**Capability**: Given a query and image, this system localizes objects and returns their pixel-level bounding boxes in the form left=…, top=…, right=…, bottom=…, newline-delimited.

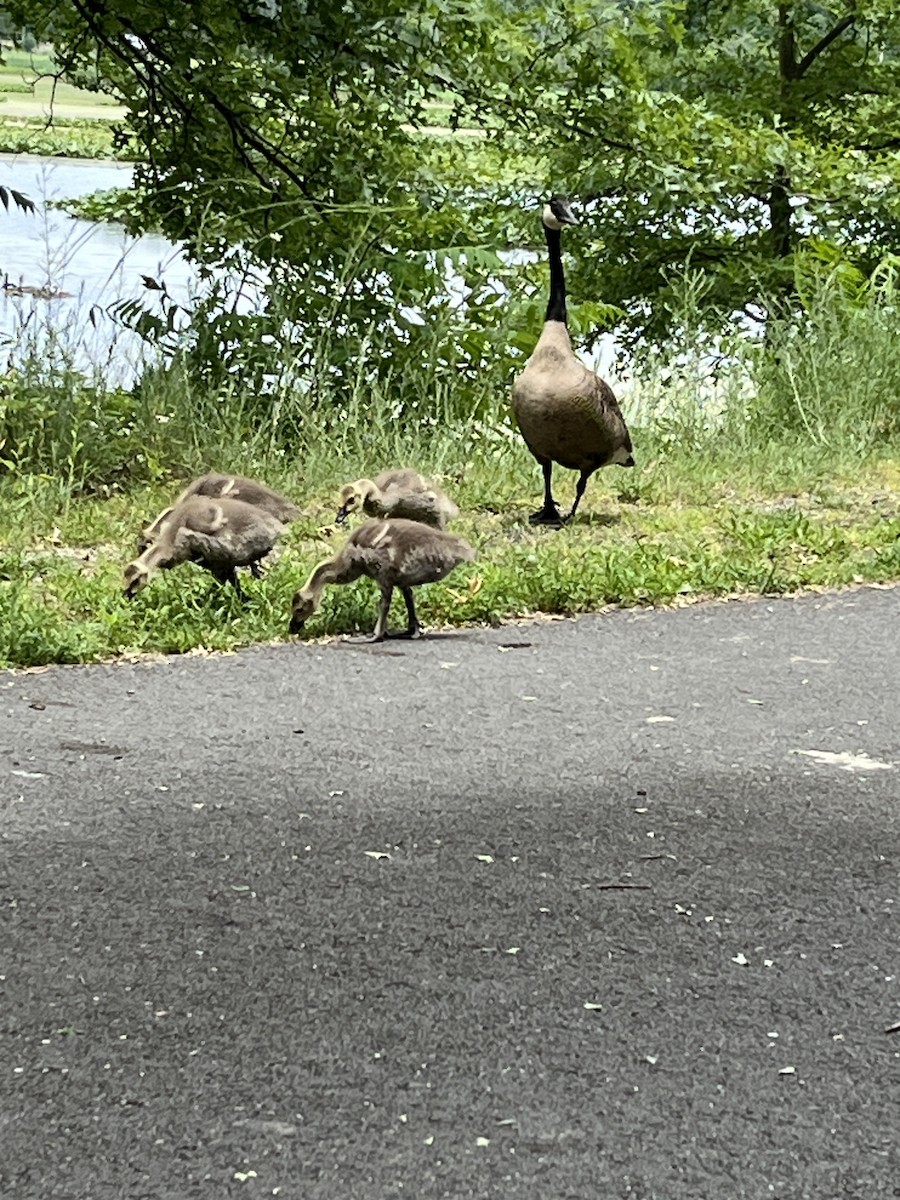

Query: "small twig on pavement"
left=596, top=883, right=651, bottom=891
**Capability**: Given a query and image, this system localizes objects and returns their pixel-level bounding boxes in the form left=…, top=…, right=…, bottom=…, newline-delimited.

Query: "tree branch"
left=796, top=14, right=855, bottom=78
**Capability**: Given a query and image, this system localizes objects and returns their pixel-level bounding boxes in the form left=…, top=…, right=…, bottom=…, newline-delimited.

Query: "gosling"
left=289, top=518, right=476, bottom=642
left=336, top=468, right=459, bottom=530
left=124, top=496, right=286, bottom=599
left=139, top=473, right=300, bottom=553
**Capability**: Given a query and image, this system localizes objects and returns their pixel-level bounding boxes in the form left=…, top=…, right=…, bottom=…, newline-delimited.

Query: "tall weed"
left=748, top=263, right=900, bottom=448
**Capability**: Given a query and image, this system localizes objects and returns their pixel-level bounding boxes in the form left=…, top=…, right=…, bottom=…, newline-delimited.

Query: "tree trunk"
left=773, top=4, right=797, bottom=262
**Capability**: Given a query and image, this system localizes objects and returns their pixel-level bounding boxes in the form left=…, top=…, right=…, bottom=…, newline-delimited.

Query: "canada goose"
left=511, top=196, right=634, bottom=526
left=289, top=518, right=476, bottom=641
left=138, top=473, right=299, bottom=553
left=336, top=468, right=459, bottom=529
left=123, top=496, right=286, bottom=599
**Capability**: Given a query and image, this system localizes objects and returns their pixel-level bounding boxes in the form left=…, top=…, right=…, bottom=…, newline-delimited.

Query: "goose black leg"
left=529, top=460, right=563, bottom=526
left=565, top=470, right=590, bottom=524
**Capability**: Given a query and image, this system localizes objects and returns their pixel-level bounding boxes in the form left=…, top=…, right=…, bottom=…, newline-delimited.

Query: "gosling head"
left=289, top=590, right=317, bottom=635
left=123, top=561, right=151, bottom=599
left=542, top=196, right=578, bottom=231
left=335, top=480, right=370, bottom=525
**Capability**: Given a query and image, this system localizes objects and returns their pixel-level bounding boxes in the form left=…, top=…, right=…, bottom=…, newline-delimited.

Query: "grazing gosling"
left=124, top=496, right=286, bottom=599
left=511, top=196, right=634, bottom=526
left=138, top=473, right=300, bottom=553
left=289, top=518, right=476, bottom=642
left=336, top=468, right=459, bottom=530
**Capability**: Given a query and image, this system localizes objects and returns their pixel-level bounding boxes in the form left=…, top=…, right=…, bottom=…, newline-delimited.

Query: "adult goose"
left=289, top=518, right=476, bottom=642
left=336, top=468, right=458, bottom=530
left=511, top=196, right=634, bottom=526
left=138, top=473, right=299, bottom=552
left=124, top=496, right=286, bottom=599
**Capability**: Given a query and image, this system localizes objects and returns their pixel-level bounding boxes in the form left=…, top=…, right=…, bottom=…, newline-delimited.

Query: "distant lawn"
left=0, top=42, right=126, bottom=122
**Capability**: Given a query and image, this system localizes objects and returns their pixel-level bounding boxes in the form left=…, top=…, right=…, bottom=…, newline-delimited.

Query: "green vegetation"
left=9, top=2, right=900, bottom=351
left=2, top=424, right=898, bottom=670
left=50, top=186, right=145, bottom=224
left=1, top=7, right=899, bottom=667
left=2, top=268, right=899, bottom=669
left=0, top=114, right=121, bottom=157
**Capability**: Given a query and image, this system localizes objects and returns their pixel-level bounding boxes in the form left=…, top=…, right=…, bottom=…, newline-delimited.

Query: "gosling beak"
left=335, top=507, right=350, bottom=525
left=289, top=614, right=306, bottom=636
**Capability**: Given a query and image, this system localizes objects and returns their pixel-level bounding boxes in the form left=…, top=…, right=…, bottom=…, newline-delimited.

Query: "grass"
left=2, top=435, right=898, bottom=669
left=0, top=43, right=128, bottom=158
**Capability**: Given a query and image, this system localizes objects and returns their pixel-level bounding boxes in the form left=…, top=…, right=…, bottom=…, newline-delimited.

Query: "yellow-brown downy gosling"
left=290, top=518, right=476, bottom=642
left=124, top=496, right=287, bottom=599
left=335, top=468, right=459, bottom=530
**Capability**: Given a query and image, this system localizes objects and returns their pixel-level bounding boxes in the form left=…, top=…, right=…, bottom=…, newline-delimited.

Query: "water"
left=0, top=154, right=204, bottom=385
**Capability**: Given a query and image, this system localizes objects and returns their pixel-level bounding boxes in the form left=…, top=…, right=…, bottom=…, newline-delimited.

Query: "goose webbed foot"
left=385, top=626, right=423, bottom=640
left=528, top=504, right=564, bottom=527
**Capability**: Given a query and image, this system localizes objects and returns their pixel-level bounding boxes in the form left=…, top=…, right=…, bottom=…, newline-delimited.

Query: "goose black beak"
left=335, top=507, right=349, bottom=525
left=621, top=455, right=636, bottom=468
left=289, top=615, right=306, bottom=636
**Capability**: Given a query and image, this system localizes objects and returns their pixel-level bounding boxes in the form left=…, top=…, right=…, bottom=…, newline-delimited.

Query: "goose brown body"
left=139, top=473, right=299, bottom=552
left=336, top=468, right=458, bottom=529
left=290, top=518, right=476, bottom=641
left=511, top=198, right=634, bottom=526
left=124, top=496, right=286, bottom=598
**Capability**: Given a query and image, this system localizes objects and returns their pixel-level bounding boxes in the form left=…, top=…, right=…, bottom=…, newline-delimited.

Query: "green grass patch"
left=2, top=444, right=898, bottom=669
left=0, top=115, right=125, bottom=158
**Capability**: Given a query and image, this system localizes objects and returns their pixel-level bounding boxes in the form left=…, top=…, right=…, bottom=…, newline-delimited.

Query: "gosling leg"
left=397, top=586, right=422, bottom=639
left=207, top=563, right=244, bottom=599
left=370, top=584, right=394, bottom=642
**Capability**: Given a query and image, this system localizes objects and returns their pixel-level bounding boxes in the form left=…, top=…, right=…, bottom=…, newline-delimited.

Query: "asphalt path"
left=2, top=587, right=899, bottom=1199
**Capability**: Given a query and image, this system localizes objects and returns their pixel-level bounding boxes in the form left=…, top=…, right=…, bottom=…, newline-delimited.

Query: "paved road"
left=2, top=587, right=899, bottom=1199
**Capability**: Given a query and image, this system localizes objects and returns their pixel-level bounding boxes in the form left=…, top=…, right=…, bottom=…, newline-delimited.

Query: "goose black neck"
left=544, top=224, right=568, bottom=325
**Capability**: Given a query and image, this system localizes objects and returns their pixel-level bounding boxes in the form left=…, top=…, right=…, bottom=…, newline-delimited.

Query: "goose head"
left=335, top=480, right=372, bottom=524
left=289, top=589, right=316, bottom=635
left=542, top=196, right=578, bottom=231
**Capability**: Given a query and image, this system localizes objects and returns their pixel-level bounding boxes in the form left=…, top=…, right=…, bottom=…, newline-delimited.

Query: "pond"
left=0, top=154, right=207, bottom=386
